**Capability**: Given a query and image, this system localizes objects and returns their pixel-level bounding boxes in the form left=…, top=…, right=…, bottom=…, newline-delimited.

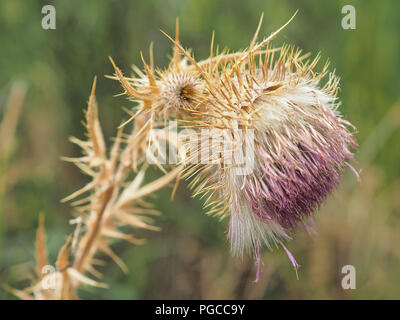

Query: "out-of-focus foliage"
left=0, top=0, right=399, bottom=299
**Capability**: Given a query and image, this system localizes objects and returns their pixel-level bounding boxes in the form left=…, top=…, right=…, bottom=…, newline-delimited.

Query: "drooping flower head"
left=110, top=12, right=358, bottom=279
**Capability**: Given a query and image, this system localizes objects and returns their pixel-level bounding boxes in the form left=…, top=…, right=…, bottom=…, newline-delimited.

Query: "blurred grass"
left=0, top=0, right=399, bottom=299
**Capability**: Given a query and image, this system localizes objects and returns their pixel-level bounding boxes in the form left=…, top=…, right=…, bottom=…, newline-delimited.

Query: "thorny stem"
left=72, top=185, right=113, bottom=272
left=71, top=76, right=134, bottom=275
left=72, top=163, right=131, bottom=273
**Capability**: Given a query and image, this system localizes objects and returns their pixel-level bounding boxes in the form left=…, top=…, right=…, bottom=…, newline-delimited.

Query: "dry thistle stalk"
left=110, top=12, right=358, bottom=280
left=9, top=77, right=180, bottom=299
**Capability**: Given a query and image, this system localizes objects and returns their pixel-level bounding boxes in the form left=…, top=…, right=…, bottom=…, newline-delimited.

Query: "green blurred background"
left=0, top=0, right=399, bottom=299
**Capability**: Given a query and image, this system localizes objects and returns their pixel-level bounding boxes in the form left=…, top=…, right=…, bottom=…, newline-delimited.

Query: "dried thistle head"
left=106, top=12, right=359, bottom=280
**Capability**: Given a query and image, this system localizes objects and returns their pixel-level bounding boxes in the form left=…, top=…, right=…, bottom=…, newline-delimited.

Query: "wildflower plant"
left=11, top=11, right=358, bottom=299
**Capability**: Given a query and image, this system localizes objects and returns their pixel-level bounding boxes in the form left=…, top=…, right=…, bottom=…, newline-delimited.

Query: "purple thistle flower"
left=110, top=12, right=359, bottom=279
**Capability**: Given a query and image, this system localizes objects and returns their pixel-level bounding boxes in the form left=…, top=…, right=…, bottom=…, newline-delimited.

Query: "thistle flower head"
left=110, top=12, right=358, bottom=279
left=159, top=71, right=204, bottom=114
